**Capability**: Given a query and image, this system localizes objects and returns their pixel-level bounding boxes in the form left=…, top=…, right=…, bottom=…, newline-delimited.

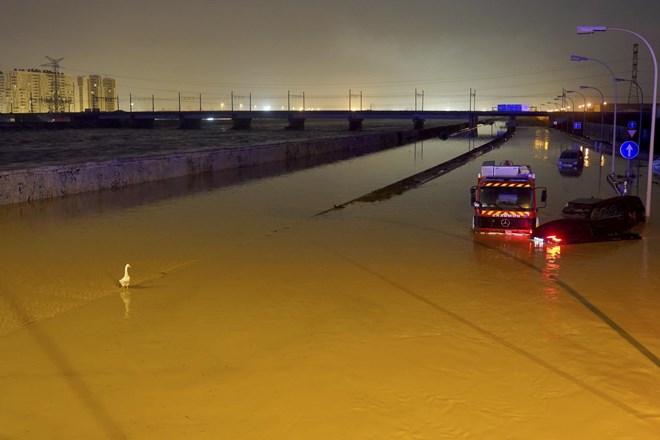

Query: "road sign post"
left=620, top=140, right=640, bottom=159
left=620, top=140, right=640, bottom=186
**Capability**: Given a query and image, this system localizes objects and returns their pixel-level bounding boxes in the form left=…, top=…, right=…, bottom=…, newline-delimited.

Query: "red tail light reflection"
left=546, top=235, right=562, bottom=244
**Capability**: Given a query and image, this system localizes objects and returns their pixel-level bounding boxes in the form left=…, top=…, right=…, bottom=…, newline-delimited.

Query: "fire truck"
left=470, top=160, right=547, bottom=235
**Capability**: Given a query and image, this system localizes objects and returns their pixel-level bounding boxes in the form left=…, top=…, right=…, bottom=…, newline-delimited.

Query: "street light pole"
left=547, top=101, right=560, bottom=111
left=580, top=85, right=605, bottom=145
left=567, top=90, right=587, bottom=136
left=577, top=25, right=656, bottom=219
left=560, top=95, right=576, bottom=134
left=555, top=95, right=574, bottom=134
left=571, top=54, right=618, bottom=177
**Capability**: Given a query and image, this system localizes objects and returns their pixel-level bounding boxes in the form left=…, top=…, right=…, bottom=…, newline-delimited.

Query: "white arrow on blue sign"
left=620, top=140, right=640, bottom=159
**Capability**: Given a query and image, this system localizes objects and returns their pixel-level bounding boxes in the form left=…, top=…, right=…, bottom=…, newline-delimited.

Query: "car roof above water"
left=566, top=197, right=602, bottom=206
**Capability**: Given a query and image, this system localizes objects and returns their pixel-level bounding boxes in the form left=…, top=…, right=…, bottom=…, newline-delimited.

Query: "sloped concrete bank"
left=0, top=124, right=456, bottom=206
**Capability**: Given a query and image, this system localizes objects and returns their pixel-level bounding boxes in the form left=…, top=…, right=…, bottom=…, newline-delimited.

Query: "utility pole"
left=415, top=89, right=424, bottom=111
left=628, top=44, right=640, bottom=104
left=41, top=56, right=64, bottom=112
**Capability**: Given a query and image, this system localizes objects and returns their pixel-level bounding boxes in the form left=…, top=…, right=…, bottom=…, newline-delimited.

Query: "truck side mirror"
left=470, top=187, right=476, bottom=205
left=541, top=189, right=547, bottom=203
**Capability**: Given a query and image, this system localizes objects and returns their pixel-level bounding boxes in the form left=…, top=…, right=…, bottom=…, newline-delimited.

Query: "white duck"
left=119, top=264, right=131, bottom=289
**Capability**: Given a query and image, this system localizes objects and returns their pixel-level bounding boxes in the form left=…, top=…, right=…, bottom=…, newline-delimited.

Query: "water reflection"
left=542, top=245, right=562, bottom=282
left=119, top=290, right=131, bottom=318
left=412, top=140, right=424, bottom=169
left=0, top=143, right=407, bottom=224
left=583, top=146, right=591, bottom=168
left=533, top=128, right=550, bottom=152
left=538, top=244, right=563, bottom=339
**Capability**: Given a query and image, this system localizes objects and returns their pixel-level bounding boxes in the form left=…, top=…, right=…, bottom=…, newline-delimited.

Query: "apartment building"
left=76, top=74, right=117, bottom=112
left=0, top=71, right=4, bottom=113
left=2, top=69, right=116, bottom=113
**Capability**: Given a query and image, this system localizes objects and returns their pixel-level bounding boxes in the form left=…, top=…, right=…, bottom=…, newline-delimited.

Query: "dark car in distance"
left=557, top=149, right=585, bottom=174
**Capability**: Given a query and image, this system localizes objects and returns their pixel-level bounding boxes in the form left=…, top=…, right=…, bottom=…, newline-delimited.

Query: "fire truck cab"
left=470, top=160, right=547, bottom=235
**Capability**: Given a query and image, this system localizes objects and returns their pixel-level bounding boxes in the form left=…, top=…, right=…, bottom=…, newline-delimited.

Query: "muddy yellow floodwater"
left=1, top=128, right=659, bottom=439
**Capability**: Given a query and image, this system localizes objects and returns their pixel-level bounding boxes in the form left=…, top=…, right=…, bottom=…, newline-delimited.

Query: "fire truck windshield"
left=479, top=186, right=533, bottom=210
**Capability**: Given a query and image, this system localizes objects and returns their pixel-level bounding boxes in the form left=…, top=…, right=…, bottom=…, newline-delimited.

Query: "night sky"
left=2, top=0, right=660, bottom=110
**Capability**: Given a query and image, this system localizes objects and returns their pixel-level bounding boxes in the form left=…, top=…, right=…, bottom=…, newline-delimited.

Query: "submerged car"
left=534, top=195, right=645, bottom=245
left=533, top=218, right=641, bottom=245
left=557, top=149, right=584, bottom=172
left=563, top=195, right=645, bottom=227
left=561, top=197, right=603, bottom=219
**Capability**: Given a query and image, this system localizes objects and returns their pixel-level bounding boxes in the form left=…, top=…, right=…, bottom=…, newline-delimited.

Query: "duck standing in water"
left=119, top=264, right=131, bottom=289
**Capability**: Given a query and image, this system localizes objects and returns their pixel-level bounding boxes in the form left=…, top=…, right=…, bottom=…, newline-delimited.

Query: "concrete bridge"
left=2, top=109, right=551, bottom=131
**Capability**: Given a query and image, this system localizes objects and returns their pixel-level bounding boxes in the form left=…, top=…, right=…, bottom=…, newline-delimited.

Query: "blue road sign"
left=620, top=140, right=640, bottom=159
left=627, top=120, right=638, bottom=130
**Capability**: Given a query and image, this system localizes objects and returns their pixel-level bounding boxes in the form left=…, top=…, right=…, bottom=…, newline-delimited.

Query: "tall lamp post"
left=580, top=85, right=605, bottom=144
left=559, top=95, right=576, bottom=134
left=547, top=101, right=560, bottom=111
left=555, top=96, right=574, bottom=134
left=567, top=90, right=587, bottom=136
left=571, top=54, right=618, bottom=177
left=577, top=25, right=656, bottom=219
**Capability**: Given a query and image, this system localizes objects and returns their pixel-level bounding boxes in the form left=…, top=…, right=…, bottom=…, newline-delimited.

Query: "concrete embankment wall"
left=0, top=125, right=454, bottom=206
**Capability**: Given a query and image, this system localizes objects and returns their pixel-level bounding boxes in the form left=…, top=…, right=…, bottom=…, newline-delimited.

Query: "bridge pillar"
left=468, top=114, right=479, bottom=130
left=286, top=117, right=306, bottom=130
left=130, top=118, right=155, bottom=129
left=179, top=118, right=202, bottom=129
left=348, top=118, right=363, bottom=131
left=231, top=117, right=252, bottom=130
left=413, top=118, right=425, bottom=130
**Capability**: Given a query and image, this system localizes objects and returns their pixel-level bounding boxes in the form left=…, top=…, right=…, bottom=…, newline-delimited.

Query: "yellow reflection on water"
left=532, top=128, right=551, bottom=162
left=540, top=244, right=562, bottom=338
left=583, top=146, right=590, bottom=167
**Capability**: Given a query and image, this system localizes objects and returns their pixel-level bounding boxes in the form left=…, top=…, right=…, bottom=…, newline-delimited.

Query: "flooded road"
left=1, top=126, right=659, bottom=439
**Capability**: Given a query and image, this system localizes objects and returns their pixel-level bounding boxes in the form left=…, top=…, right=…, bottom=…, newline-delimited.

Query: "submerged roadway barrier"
left=314, top=126, right=516, bottom=215
left=0, top=124, right=462, bottom=206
